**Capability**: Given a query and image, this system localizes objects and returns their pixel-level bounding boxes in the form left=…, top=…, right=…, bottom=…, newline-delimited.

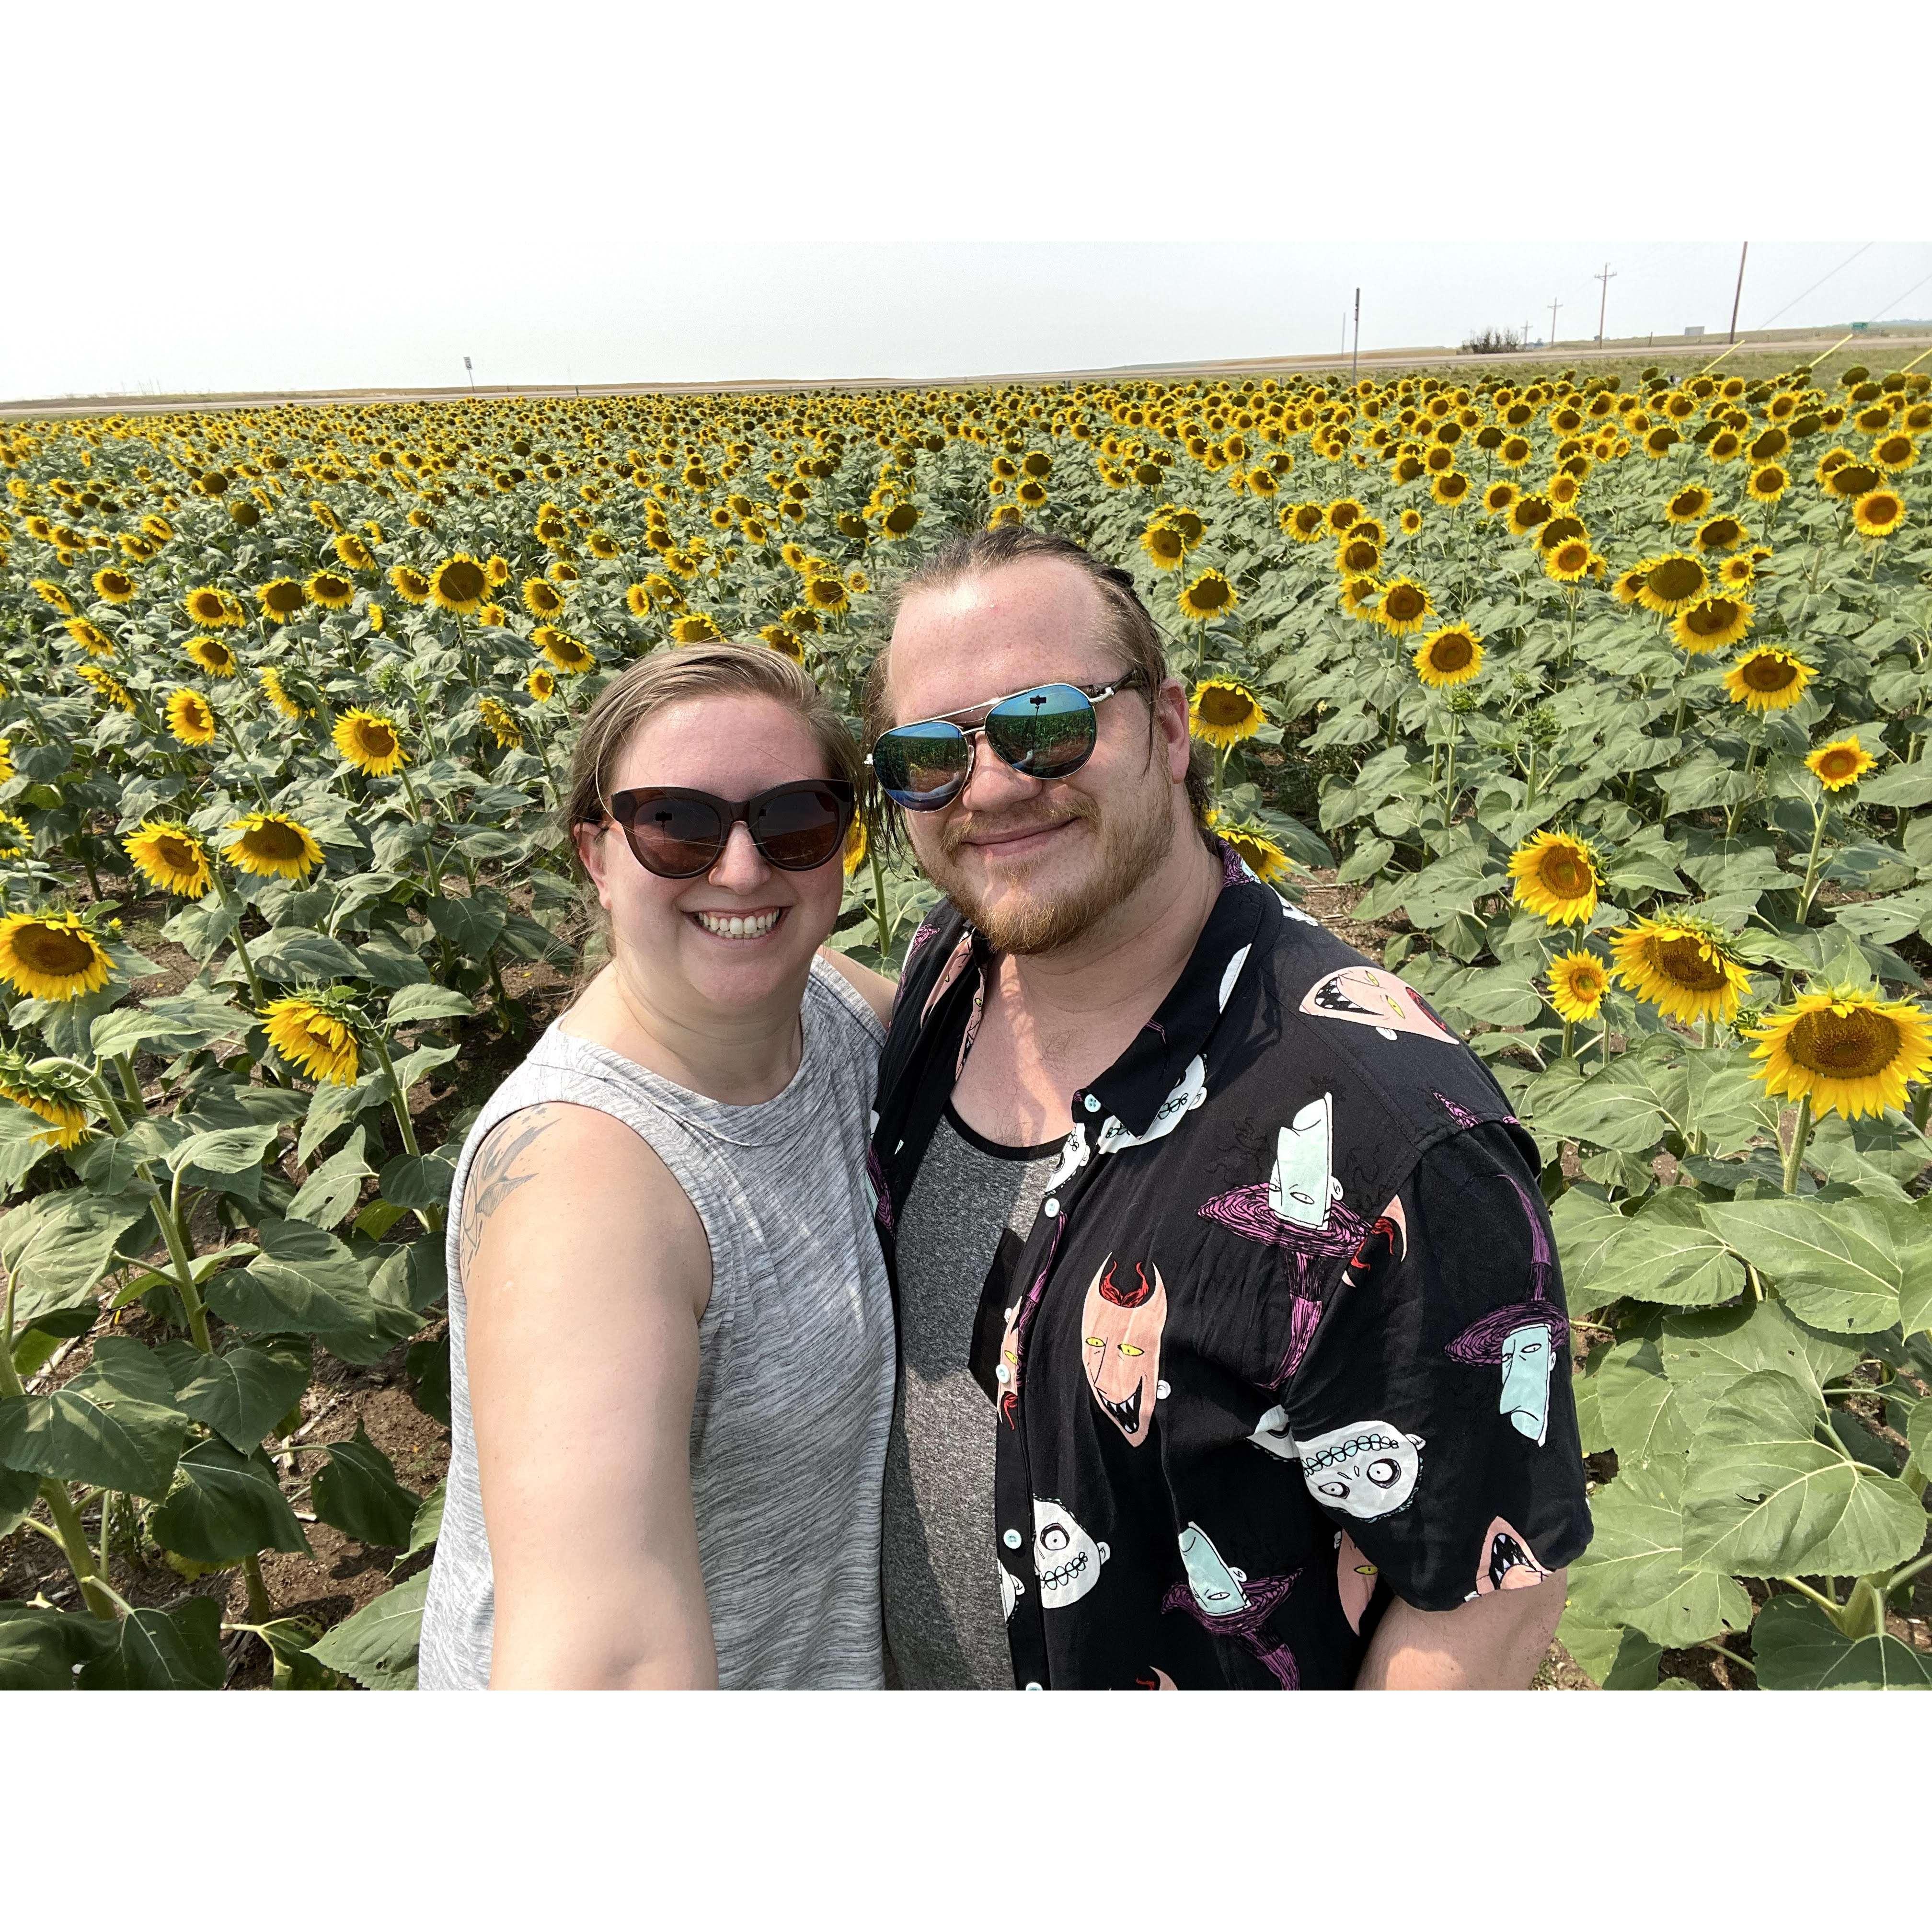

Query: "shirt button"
left=1043, top=1197, right=1060, bottom=1218
left=995, top=1363, right=1010, bottom=1384
left=1002, top=1529, right=1022, bottom=1550
left=1024, top=1681, right=1043, bottom=1691
left=1082, top=1095, right=1100, bottom=1113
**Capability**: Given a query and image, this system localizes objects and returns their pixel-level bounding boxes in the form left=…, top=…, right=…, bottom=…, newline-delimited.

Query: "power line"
left=1750, top=242, right=1872, bottom=332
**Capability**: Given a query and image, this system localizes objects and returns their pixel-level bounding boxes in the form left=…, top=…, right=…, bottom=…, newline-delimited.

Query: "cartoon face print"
left=1299, top=966, right=1456, bottom=1044
left=1294, top=1419, right=1426, bottom=1521
left=1336, top=1531, right=1379, bottom=1634
left=1135, top=1668, right=1178, bottom=1690
left=1248, top=1403, right=1299, bottom=1462
left=1268, top=1092, right=1344, bottom=1230
left=1499, top=1322, right=1557, bottom=1446
left=1033, top=1498, right=1110, bottom=1608
left=1177, top=1523, right=1251, bottom=1619
left=1080, top=1256, right=1170, bottom=1448
left=999, top=1564, right=1025, bottom=1622
left=1094, top=1056, right=1207, bottom=1158
left=1472, top=1516, right=1549, bottom=1598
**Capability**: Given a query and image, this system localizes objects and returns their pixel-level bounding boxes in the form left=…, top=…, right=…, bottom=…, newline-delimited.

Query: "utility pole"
left=1728, top=241, right=1749, bottom=345
left=1594, top=264, right=1616, bottom=345
left=1352, top=288, right=1360, bottom=382
left=1548, top=296, right=1563, bottom=349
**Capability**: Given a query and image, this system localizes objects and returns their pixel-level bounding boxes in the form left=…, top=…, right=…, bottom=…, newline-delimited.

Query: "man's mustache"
left=938, top=795, right=1099, bottom=861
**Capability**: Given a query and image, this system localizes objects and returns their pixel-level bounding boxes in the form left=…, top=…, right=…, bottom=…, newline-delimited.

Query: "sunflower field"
left=1, top=347, right=1929, bottom=1690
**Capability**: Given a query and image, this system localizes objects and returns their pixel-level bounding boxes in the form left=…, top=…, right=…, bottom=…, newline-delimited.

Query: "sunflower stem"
left=110, top=1052, right=145, bottom=1114
left=1780, top=1093, right=1813, bottom=1196
left=1910, top=1085, right=1929, bottom=1134
left=1795, top=795, right=1829, bottom=924
left=211, top=874, right=267, bottom=1011
left=38, top=1474, right=117, bottom=1622
left=1561, top=1019, right=1576, bottom=1062
left=868, top=841, right=893, bottom=962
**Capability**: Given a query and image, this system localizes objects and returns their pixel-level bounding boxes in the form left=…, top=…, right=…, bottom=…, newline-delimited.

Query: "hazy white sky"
left=5, top=2, right=1927, bottom=401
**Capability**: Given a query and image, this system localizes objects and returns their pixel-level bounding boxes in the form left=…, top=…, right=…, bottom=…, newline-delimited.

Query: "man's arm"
left=463, top=1102, right=719, bottom=1689
left=819, top=946, right=897, bottom=1027
left=1355, top=1570, right=1566, bottom=1689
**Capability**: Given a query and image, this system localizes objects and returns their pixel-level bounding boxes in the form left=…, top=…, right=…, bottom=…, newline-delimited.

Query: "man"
left=863, top=525, right=1590, bottom=1690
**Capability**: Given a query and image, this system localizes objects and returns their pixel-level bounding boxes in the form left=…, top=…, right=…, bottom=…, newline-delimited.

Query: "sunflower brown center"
left=243, top=821, right=307, bottom=861
left=1191, top=576, right=1231, bottom=609
left=1649, top=558, right=1705, bottom=601
left=1817, top=749, right=1859, bottom=779
left=155, top=835, right=197, bottom=870
left=1431, top=635, right=1474, bottom=672
left=1651, top=936, right=1729, bottom=990
left=1538, top=851, right=1593, bottom=898
left=438, top=560, right=487, bottom=603
left=265, top=581, right=304, bottom=611
left=1742, top=655, right=1796, bottom=691
left=15, top=923, right=98, bottom=976
left=354, top=722, right=396, bottom=758
left=1787, top=1007, right=1898, bottom=1080
left=1198, top=688, right=1257, bottom=727
left=1385, top=586, right=1423, bottom=620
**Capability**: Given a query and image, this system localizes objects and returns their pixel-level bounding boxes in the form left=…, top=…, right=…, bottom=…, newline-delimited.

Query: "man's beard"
left=923, top=779, right=1177, bottom=956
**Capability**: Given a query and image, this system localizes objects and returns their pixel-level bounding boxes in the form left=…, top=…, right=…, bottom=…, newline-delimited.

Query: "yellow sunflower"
left=91, top=566, right=138, bottom=604
left=333, top=709, right=409, bottom=777
left=261, top=995, right=360, bottom=1087
left=1745, top=986, right=1932, bottom=1122
left=430, top=554, right=490, bottom=614
left=1174, top=568, right=1237, bottom=622
left=1723, top=646, right=1814, bottom=713
left=526, top=667, right=557, bottom=702
left=30, top=581, right=74, bottom=616
left=842, top=817, right=869, bottom=879
left=0, top=811, right=29, bottom=861
left=1746, top=464, right=1789, bottom=503
left=123, top=820, right=212, bottom=898
left=522, top=576, right=567, bottom=620
left=1413, top=625, right=1484, bottom=687
left=1215, top=818, right=1293, bottom=884
left=1374, top=576, right=1433, bottom=635
left=1852, top=490, right=1906, bottom=538
left=334, top=533, right=377, bottom=572
left=535, top=627, right=597, bottom=674
left=1283, top=503, right=1328, bottom=541
left=1672, top=596, right=1753, bottom=654
left=1543, top=538, right=1593, bottom=583
left=1189, top=679, right=1265, bottom=748
left=0, top=1050, right=92, bottom=1147
left=1547, top=950, right=1609, bottom=1024
left=478, top=697, right=523, bottom=750
left=759, top=623, right=805, bottom=662
left=184, top=635, right=239, bottom=678
left=1634, top=552, right=1709, bottom=615
left=1717, top=554, right=1756, bottom=589
left=256, top=577, right=308, bottom=624
left=389, top=564, right=432, bottom=605
left=0, top=911, right=114, bottom=1001
left=307, top=569, right=356, bottom=611
left=1609, top=914, right=1752, bottom=1025
left=1507, top=830, right=1602, bottom=928
left=63, top=618, right=115, bottom=656
left=165, top=688, right=218, bottom=746
left=1663, top=484, right=1713, bottom=526
left=1806, top=736, right=1876, bottom=791
left=259, top=667, right=310, bottom=721
left=671, top=612, right=724, bottom=645
left=184, top=585, right=237, bottom=628
left=1141, top=520, right=1187, bottom=570
left=804, top=574, right=851, bottom=615
left=222, top=812, right=324, bottom=882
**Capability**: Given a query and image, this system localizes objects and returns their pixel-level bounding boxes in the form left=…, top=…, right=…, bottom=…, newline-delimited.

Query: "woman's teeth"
left=694, top=909, right=781, bottom=939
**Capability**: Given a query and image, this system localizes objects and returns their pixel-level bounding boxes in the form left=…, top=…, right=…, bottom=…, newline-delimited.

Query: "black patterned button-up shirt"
left=868, top=841, right=1592, bottom=1690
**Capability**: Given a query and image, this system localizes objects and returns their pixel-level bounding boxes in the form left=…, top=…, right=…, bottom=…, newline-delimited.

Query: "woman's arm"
left=1354, top=1570, right=1567, bottom=1689
left=460, top=1102, right=718, bottom=1689
left=818, top=947, right=897, bottom=1028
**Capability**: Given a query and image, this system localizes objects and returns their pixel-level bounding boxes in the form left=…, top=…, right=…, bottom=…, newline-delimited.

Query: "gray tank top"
left=418, top=958, right=895, bottom=1690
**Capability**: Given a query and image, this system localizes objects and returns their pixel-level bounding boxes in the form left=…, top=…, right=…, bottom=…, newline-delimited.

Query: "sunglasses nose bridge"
left=706, top=814, right=771, bottom=882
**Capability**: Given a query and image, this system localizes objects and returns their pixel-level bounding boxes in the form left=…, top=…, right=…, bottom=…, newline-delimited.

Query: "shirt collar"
left=1071, top=840, right=1275, bottom=1139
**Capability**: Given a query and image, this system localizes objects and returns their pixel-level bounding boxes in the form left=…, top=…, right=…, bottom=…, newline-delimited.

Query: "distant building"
left=1684, top=325, right=1706, bottom=337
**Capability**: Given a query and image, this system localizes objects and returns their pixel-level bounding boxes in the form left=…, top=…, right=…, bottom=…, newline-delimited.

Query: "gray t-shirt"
left=882, top=1106, right=1056, bottom=1690
left=419, top=959, right=896, bottom=1690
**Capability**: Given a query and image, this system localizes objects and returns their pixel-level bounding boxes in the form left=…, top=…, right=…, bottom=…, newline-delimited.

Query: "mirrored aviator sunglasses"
left=600, top=780, right=856, bottom=878
left=868, top=671, right=1145, bottom=811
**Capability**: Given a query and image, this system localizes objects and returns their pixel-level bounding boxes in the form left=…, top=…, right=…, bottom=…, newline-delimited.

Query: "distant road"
left=6, top=329, right=1927, bottom=419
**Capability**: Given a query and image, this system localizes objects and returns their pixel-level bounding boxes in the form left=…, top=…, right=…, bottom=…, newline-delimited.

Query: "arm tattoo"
left=459, top=1105, right=561, bottom=1281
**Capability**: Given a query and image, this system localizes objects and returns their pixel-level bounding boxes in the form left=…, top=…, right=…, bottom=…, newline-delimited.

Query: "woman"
left=419, top=643, right=897, bottom=1689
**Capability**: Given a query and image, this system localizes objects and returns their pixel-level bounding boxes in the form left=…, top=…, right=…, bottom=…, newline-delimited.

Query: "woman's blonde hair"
left=563, top=643, right=861, bottom=967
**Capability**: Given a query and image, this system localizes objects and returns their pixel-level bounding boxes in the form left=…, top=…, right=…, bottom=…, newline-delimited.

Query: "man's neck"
left=995, top=824, right=1223, bottom=1049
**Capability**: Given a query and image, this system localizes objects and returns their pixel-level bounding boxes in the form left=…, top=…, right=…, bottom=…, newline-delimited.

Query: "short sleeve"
left=1281, top=1122, right=1592, bottom=1613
